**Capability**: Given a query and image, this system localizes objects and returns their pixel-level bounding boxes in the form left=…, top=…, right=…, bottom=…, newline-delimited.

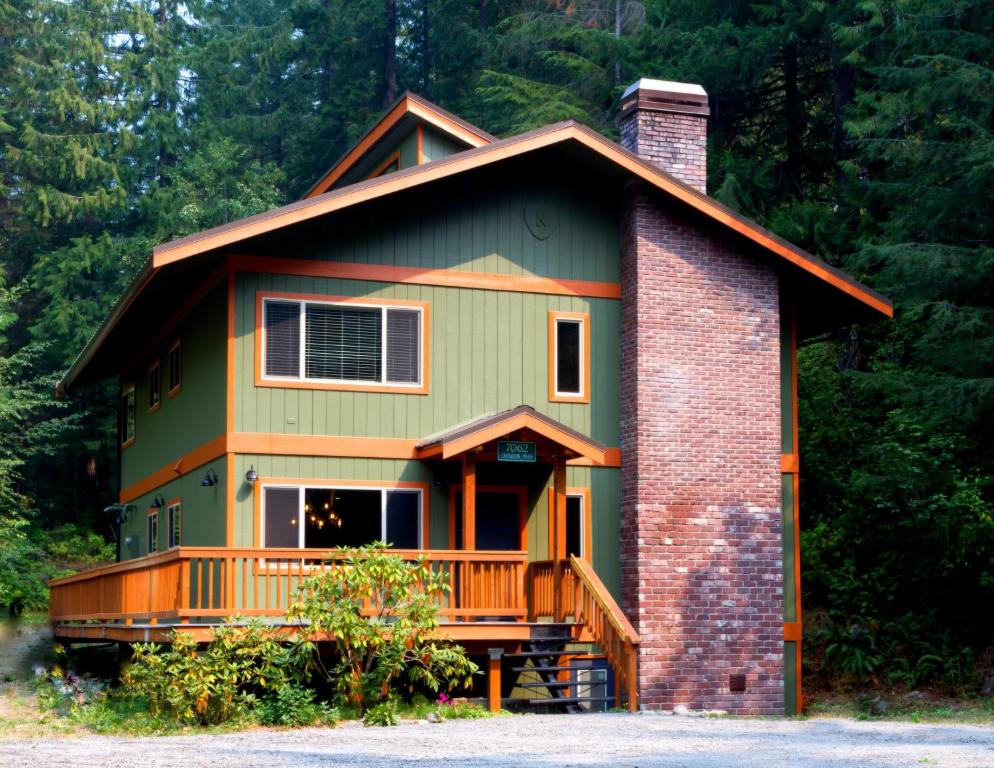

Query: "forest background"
left=1, top=0, right=992, bottom=695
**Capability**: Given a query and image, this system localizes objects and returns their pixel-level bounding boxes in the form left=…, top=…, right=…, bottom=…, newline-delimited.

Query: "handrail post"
left=626, top=645, right=639, bottom=713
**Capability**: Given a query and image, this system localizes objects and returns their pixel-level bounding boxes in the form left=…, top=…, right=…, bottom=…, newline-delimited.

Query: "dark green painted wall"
left=120, top=282, right=227, bottom=488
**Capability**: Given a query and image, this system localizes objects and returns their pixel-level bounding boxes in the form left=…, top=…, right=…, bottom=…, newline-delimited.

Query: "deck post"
left=552, top=456, right=566, bottom=619
left=462, top=453, right=476, bottom=551
left=487, top=648, right=503, bottom=713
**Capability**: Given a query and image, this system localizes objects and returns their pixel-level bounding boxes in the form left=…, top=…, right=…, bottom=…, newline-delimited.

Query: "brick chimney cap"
left=622, top=78, right=707, bottom=99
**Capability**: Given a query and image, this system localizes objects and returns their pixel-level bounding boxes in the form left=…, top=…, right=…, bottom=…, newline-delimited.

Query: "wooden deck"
left=48, top=548, right=640, bottom=710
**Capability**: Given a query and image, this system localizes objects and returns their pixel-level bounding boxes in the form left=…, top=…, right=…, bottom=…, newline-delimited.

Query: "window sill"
left=254, top=377, right=429, bottom=395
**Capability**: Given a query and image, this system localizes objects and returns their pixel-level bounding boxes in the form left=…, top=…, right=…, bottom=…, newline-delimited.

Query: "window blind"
left=265, top=301, right=300, bottom=377
left=386, top=309, right=420, bottom=384
left=305, top=304, right=382, bottom=381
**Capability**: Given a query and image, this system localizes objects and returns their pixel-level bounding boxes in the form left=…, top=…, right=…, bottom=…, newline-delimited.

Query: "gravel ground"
left=2, top=713, right=994, bottom=768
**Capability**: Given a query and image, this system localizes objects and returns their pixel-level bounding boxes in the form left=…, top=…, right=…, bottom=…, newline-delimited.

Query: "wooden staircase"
left=504, top=624, right=615, bottom=712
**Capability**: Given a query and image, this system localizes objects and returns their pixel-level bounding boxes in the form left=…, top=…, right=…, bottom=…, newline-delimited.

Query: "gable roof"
left=150, top=119, right=892, bottom=319
left=416, top=406, right=609, bottom=464
left=302, top=92, right=495, bottom=198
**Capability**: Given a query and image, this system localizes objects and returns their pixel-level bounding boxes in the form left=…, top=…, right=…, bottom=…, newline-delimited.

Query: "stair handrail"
left=567, top=555, right=641, bottom=711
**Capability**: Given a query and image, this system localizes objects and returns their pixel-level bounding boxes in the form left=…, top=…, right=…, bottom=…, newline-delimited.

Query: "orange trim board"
left=236, top=255, right=620, bottom=300
left=152, top=122, right=891, bottom=319
left=254, top=291, right=431, bottom=395
left=120, top=434, right=622, bottom=503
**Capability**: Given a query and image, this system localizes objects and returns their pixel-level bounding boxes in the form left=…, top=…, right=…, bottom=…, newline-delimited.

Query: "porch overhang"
left=414, top=405, right=608, bottom=465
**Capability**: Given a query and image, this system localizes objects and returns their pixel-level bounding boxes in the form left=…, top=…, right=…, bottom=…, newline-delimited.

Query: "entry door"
left=454, top=491, right=523, bottom=551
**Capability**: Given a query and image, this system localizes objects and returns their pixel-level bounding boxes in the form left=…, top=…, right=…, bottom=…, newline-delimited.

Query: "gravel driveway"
left=2, top=713, right=994, bottom=768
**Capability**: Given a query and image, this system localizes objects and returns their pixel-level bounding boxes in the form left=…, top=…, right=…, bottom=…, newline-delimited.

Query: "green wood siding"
left=119, top=456, right=227, bottom=559
left=121, top=282, right=227, bottom=488
left=420, top=126, right=465, bottom=162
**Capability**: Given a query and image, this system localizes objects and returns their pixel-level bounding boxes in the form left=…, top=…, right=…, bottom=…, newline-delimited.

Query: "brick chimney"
left=618, top=78, right=709, bottom=194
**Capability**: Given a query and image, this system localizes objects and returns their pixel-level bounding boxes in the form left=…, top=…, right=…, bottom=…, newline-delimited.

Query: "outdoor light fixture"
left=245, top=465, right=258, bottom=483
left=201, top=469, right=219, bottom=487
left=151, top=494, right=165, bottom=508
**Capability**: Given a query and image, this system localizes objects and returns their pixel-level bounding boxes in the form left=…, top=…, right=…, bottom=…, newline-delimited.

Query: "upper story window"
left=260, top=294, right=427, bottom=393
left=548, top=311, right=589, bottom=403
left=120, top=383, right=136, bottom=448
left=148, top=360, right=161, bottom=413
left=167, top=339, right=182, bottom=396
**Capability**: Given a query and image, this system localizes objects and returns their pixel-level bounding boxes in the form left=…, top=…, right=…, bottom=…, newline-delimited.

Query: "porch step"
left=516, top=680, right=603, bottom=689
left=509, top=664, right=600, bottom=673
left=523, top=696, right=615, bottom=705
left=506, top=649, right=584, bottom=658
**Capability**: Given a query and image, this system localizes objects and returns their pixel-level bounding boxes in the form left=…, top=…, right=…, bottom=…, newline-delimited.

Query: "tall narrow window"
left=260, top=296, right=426, bottom=391
left=168, top=339, right=182, bottom=395
left=148, top=360, right=161, bottom=413
left=120, top=384, right=136, bottom=447
left=549, top=312, right=589, bottom=402
left=147, top=511, right=158, bottom=554
left=261, top=484, right=423, bottom=550
left=166, top=501, right=181, bottom=548
left=565, top=494, right=583, bottom=559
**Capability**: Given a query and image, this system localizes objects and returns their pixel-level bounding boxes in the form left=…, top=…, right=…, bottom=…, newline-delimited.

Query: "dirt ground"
left=1, top=713, right=993, bottom=767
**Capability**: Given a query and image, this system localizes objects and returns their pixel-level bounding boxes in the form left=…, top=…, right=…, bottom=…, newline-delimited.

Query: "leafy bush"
left=287, top=543, right=478, bottom=713
left=124, top=619, right=307, bottom=725
left=256, top=684, right=338, bottom=727
left=363, top=698, right=399, bottom=727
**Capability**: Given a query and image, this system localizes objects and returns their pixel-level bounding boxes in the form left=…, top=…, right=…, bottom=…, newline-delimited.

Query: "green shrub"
left=363, top=698, right=399, bottom=727
left=287, top=543, right=478, bottom=713
left=124, top=619, right=307, bottom=726
left=256, top=684, right=338, bottom=727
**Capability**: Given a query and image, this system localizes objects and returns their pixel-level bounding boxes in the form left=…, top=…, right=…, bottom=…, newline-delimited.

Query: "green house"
left=50, top=81, right=891, bottom=715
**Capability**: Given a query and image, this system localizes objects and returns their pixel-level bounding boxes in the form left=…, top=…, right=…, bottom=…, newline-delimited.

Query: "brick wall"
left=619, top=183, right=783, bottom=714
left=619, top=111, right=708, bottom=194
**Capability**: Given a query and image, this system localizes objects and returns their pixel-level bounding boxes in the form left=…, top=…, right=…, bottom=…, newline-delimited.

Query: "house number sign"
left=497, top=440, right=537, bottom=463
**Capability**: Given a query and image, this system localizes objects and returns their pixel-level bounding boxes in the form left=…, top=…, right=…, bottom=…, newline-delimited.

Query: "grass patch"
left=805, top=692, right=994, bottom=724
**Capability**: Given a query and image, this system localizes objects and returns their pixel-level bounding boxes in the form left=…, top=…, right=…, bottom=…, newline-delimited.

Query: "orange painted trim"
left=257, top=477, right=430, bottom=549
left=571, top=447, right=621, bottom=467
left=432, top=412, right=606, bottom=465
left=366, top=149, right=401, bottom=180
left=416, top=125, right=425, bottom=164
left=230, top=432, right=419, bottom=459
left=790, top=306, right=803, bottom=712
left=254, top=291, right=430, bottom=395
left=152, top=123, right=891, bottom=320
left=251, top=479, right=261, bottom=547
left=119, top=433, right=228, bottom=503
left=167, top=338, right=182, bottom=398
left=783, top=621, right=802, bottom=643
left=780, top=453, right=799, bottom=473
left=547, top=487, right=592, bottom=561
left=448, top=484, right=527, bottom=550
left=303, top=94, right=492, bottom=198
left=225, top=453, right=235, bottom=547
left=548, top=311, right=590, bottom=404
left=235, top=255, right=620, bottom=300
left=147, top=360, right=161, bottom=415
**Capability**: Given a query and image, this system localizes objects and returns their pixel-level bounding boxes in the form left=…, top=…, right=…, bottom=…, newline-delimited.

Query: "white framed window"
left=549, top=312, right=588, bottom=402
left=260, top=484, right=423, bottom=550
left=166, top=501, right=181, bottom=548
left=147, top=511, right=158, bottom=554
left=261, top=297, right=424, bottom=388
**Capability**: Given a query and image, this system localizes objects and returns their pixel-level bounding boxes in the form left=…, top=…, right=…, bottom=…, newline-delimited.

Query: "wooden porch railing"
left=48, top=547, right=530, bottom=624
left=528, top=557, right=641, bottom=712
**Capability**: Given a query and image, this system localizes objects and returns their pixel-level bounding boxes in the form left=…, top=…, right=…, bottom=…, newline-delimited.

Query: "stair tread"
left=506, top=650, right=585, bottom=657
left=509, top=665, right=602, bottom=672
left=523, top=696, right=616, bottom=704
left=517, top=681, right=605, bottom=689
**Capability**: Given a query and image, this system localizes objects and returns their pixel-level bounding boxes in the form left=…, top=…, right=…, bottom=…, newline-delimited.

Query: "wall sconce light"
left=151, top=494, right=165, bottom=509
left=201, top=469, right=219, bottom=487
left=245, top=465, right=258, bottom=483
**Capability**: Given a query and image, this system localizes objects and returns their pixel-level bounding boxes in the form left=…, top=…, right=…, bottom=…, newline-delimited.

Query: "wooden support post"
left=626, top=647, right=639, bottom=713
left=462, top=453, right=476, bottom=551
left=552, top=457, right=566, bottom=619
left=487, top=648, right=503, bottom=713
